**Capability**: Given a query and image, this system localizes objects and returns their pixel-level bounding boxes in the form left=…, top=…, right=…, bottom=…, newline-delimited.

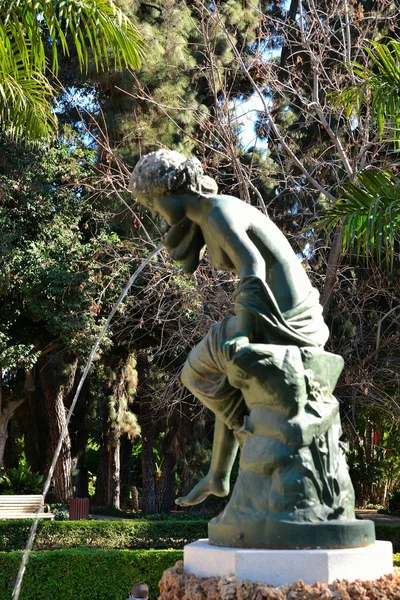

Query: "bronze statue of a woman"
left=130, top=150, right=374, bottom=549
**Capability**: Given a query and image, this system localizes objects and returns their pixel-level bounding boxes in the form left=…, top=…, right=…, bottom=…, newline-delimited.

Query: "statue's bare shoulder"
left=203, top=194, right=255, bottom=234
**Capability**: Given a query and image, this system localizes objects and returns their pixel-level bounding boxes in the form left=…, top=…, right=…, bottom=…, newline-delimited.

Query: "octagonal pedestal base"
left=184, top=539, right=393, bottom=586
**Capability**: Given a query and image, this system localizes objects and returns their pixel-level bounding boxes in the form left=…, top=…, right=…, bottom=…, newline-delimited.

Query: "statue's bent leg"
left=181, top=316, right=247, bottom=429
left=177, top=317, right=245, bottom=506
left=175, top=419, right=238, bottom=506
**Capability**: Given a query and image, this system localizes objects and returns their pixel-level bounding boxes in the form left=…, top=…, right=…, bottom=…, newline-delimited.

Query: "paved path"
left=356, top=510, right=400, bottom=526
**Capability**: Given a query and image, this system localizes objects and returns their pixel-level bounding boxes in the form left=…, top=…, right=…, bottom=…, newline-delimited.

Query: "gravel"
left=158, top=561, right=400, bottom=599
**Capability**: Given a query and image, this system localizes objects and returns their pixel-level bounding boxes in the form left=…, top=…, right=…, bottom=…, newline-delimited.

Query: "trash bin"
left=69, top=497, right=89, bottom=520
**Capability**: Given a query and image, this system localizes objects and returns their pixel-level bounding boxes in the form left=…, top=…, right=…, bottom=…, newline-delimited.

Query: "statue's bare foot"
left=175, top=474, right=229, bottom=506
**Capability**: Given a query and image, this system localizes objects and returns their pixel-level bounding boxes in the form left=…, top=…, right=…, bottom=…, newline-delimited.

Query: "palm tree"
left=0, top=0, right=144, bottom=142
left=322, top=40, right=400, bottom=266
left=338, top=40, right=400, bottom=148
left=320, top=169, right=400, bottom=267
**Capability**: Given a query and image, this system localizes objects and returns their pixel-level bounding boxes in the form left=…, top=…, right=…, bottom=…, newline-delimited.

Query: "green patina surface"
left=130, top=150, right=375, bottom=549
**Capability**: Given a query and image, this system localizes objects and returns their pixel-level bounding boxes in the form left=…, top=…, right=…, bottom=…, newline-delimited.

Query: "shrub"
left=0, top=519, right=207, bottom=551
left=89, top=507, right=207, bottom=520
left=2, top=518, right=399, bottom=552
left=49, top=503, right=69, bottom=521
left=388, top=488, right=400, bottom=515
left=375, top=525, right=400, bottom=552
left=0, top=465, right=44, bottom=494
left=0, top=548, right=182, bottom=600
left=2, top=519, right=400, bottom=552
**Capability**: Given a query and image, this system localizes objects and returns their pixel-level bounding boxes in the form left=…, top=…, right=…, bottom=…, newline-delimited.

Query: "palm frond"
left=1, top=0, right=144, bottom=75
left=318, top=170, right=400, bottom=268
left=331, top=40, right=400, bottom=147
left=0, top=0, right=144, bottom=142
left=0, top=31, right=57, bottom=141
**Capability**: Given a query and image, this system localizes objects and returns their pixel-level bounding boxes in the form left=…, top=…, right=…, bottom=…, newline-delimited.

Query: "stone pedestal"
left=184, top=539, right=393, bottom=586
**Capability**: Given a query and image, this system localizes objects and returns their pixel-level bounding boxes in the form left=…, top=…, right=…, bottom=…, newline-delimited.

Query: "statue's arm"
left=207, top=208, right=265, bottom=344
left=207, top=207, right=266, bottom=280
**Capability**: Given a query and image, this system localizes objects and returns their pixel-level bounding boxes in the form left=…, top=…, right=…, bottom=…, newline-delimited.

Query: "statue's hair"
left=129, top=149, right=217, bottom=197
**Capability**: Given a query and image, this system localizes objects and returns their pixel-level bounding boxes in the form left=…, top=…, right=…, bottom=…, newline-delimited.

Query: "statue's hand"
left=221, top=335, right=249, bottom=362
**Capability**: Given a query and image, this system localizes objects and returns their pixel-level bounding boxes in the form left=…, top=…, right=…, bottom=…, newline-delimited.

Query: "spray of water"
left=12, top=244, right=164, bottom=600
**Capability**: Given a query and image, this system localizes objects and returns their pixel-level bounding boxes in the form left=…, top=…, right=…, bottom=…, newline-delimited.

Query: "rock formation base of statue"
left=180, top=344, right=393, bottom=588
left=208, top=344, right=374, bottom=549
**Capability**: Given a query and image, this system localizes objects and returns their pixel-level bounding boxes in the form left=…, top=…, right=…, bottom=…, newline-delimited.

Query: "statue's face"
left=136, top=193, right=186, bottom=226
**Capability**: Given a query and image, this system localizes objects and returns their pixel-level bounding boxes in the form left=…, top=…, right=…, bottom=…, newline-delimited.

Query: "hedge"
left=376, top=525, right=400, bottom=553
left=0, top=519, right=207, bottom=551
left=0, top=549, right=182, bottom=600
left=1, top=548, right=398, bottom=600
left=2, top=520, right=400, bottom=552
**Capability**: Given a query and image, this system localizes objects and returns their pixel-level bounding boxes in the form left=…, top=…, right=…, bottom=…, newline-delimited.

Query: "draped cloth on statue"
left=233, top=275, right=329, bottom=348
left=181, top=275, right=329, bottom=431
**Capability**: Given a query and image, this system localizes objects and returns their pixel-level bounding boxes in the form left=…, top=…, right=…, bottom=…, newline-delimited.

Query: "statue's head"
left=129, top=149, right=217, bottom=199
left=129, top=150, right=215, bottom=274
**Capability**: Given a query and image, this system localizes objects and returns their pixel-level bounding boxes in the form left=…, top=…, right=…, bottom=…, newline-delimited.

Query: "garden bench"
left=0, top=495, right=54, bottom=519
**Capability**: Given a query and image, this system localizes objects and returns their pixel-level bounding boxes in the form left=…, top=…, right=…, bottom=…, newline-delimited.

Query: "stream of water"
left=12, top=244, right=164, bottom=600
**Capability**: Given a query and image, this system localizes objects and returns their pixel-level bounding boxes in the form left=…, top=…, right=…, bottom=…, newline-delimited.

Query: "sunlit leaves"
left=319, top=170, right=400, bottom=268
left=0, top=332, right=40, bottom=371
left=333, top=40, right=400, bottom=147
left=0, top=0, right=144, bottom=142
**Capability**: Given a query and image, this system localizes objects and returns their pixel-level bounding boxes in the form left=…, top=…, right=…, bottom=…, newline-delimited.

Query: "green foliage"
left=0, top=548, right=181, bottom=600
left=0, top=519, right=207, bottom=551
left=0, top=333, right=39, bottom=371
left=347, top=405, right=400, bottom=507
left=49, top=504, right=70, bottom=521
left=323, top=39, right=400, bottom=265
left=0, top=464, right=44, bottom=495
left=318, top=170, right=400, bottom=267
left=388, top=489, right=400, bottom=515
left=375, top=525, right=400, bottom=553
left=102, top=0, right=203, bottom=156
left=89, top=506, right=206, bottom=520
left=0, top=0, right=143, bottom=141
left=0, top=136, right=131, bottom=361
left=333, top=40, right=400, bottom=147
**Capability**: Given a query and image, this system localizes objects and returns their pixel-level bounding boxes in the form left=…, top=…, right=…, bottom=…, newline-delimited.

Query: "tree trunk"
left=69, top=374, right=90, bottom=498
left=93, top=407, right=121, bottom=508
left=321, top=224, right=343, bottom=316
left=0, top=369, right=31, bottom=467
left=3, top=417, right=20, bottom=469
left=75, top=448, right=89, bottom=498
left=93, top=350, right=139, bottom=508
left=137, top=351, right=156, bottom=514
left=0, top=400, right=27, bottom=467
left=38, top=353, right=77, bottom=503
left=120, top=435, right=133, bottom=509
left=110, top=441, right=120, bottom=508
left=156, top=434, right=178, bottom=513
left=0, top=417, right=8, bottom=468
left=132, top=486, right=139, bottom=512
left=156, top=411, right=180, bottom=513
left=18, top=380, right=49, bottom=474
